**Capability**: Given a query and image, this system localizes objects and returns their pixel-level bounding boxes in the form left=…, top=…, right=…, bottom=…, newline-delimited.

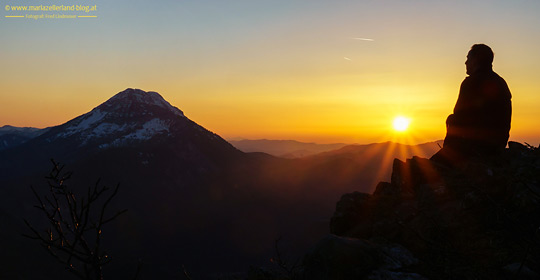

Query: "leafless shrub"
left=23, top=159, right=127, bottom=280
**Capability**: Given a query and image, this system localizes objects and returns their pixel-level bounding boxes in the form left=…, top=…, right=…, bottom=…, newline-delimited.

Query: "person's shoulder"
left=489, top=70, right=502, bottom=78
left=490, top=71, right=510, bottom=86
left=460, top=75, right=474, bottom=87
left=470, top=70, right=506, bottom=84
left=489, top=71, right=512, bottom=98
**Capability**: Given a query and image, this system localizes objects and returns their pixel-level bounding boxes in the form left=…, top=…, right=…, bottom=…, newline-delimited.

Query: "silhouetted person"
left=431, top=44, right=512, bottom=164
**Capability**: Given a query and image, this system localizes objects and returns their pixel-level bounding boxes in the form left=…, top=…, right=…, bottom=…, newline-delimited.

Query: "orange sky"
left=1, top=1, right=540, bottom=145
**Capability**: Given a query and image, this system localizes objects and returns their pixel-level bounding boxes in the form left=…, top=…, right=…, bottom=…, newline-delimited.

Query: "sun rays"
left=393, top=116, right=411, bottom=132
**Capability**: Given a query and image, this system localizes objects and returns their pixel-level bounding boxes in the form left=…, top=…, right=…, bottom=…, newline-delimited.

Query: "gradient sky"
left=1, top=0, right=540, bottom=144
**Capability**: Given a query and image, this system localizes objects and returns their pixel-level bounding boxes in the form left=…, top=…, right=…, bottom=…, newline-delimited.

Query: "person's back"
left=432, top=44, right=512, bottom=164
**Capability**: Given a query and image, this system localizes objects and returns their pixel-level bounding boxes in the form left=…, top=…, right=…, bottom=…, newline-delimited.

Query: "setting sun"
left=393, top=116, right=411, bottom=132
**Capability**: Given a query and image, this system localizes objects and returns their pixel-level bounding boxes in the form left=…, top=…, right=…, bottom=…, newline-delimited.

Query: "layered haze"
left=2, top=1, right=540, bottom=278
left=2, top=1, right=540, bottom=144
left=0, top=89, right=442, bottom=278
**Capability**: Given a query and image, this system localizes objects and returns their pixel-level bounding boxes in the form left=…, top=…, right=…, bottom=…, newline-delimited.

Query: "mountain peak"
left=46, top=88, right=193, bottom=147
left=99, top=88, right=184, bottom=117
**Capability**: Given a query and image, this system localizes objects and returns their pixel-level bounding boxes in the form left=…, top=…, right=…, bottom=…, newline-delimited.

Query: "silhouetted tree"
left=23, top=160, right=127, bottom=280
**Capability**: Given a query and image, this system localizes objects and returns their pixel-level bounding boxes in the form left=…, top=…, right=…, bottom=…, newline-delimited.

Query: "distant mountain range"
left=0, top=125, right=49, bottom=150
left=229, top=139, right=348, bottom=158
left=0, top=88, right=443, bottom=279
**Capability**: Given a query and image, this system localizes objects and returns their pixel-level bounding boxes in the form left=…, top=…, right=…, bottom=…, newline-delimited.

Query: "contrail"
left=344, top=57, right=352, bottom=61
left=351, top=37, right=374, bottom=41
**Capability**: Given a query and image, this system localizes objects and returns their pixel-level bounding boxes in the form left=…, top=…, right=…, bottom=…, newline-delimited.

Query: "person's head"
left=466, top=44, right=493, bottom=75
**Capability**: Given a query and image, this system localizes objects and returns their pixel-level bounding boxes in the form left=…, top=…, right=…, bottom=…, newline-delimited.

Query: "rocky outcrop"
left=303, top=235, right=427, bottom=280
left=306, top=142, right=540, bottom=279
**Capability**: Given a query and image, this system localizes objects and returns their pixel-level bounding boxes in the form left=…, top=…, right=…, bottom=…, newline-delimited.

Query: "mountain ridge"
left=0, top=88, right=456, bottom=278
left=0, top=88, right=241, bottom=180
left=43, top=88, right=190, bottom=148
left=229, top=139, right=348, bottom=158
left=0, top=125, right=49, bottom=150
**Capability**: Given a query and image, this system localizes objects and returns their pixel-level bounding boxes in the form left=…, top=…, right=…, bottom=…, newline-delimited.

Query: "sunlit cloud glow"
left=350, top=37, right=375, bottom=41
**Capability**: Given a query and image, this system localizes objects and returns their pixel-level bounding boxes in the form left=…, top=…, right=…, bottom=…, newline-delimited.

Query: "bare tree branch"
left=23, top=159, right=127, bottom=280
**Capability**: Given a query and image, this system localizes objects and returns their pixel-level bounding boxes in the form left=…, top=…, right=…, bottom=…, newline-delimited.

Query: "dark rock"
left=367, top=270, right=427, bottom=280
left=330, top=192, right=372, bottom=236
left=247, top=266, right=283, bottom=280
left=326, top=143, right=540, bottom=279
left=303, top=235, right=380, bottom=280
left=303, top=234, right=426, bottom=280
left=502, top=263, right=540, bottom=280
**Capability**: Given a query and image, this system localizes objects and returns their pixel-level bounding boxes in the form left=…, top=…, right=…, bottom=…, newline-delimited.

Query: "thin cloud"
left=351, top=37, right=374, bottom=41
left=344, top=57, right=352, bottom=61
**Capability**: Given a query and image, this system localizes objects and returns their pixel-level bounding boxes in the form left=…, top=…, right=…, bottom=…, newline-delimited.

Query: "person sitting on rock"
left=431, top=44, right=512, bottom=164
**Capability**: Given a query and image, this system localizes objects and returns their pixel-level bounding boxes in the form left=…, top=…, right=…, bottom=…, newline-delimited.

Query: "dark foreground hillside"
left=261, top=142, right=540, bottom=280
left=0, top=89, right=442, bottom=279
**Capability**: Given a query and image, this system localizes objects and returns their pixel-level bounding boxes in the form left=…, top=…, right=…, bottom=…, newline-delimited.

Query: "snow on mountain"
left=100, top=118, right=171, bottom=148
left=99, top=88, right=184, bottom=117
left=121, top=118, right=170, bottom=140
left=0, top=88, right=241, bottom=179
left=0, top=89, right=189, bottom=151
left=57, top=109, right=109, bottom=138
left=47, top=88, right=187, bottom=148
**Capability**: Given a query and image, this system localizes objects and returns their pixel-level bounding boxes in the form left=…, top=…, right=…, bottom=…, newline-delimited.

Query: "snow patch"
left=75, top=110, right=107, bottom=130
left=80, top=123, right=128, bottom=146
left=100, top=118, right=170, bottom=147
left=59, top=110, right=107, bottom=138
left=123, top=118, right=170, bottom=140
left=90, top=123, right=125, bottom=137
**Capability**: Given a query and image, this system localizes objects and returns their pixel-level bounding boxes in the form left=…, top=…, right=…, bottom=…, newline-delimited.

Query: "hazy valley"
left=0, top=89, right=443, bottom=279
